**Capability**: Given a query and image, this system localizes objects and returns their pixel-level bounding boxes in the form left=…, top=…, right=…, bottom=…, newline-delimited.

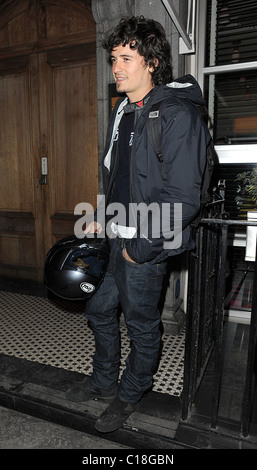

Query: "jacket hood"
left=103, top=75, right=205, bottom=172
left=153, top=74, right=206, bottom=107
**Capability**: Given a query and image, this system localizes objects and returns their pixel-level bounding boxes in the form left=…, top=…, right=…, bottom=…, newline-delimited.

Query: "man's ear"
left=148, top=58, right=159, bottom=72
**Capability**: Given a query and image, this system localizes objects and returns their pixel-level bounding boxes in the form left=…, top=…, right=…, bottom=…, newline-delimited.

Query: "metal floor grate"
left=0, top=291, right=185, bottom=397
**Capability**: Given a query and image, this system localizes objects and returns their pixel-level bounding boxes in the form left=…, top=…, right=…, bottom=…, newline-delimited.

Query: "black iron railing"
left=182, top=217, right=257, bottom=437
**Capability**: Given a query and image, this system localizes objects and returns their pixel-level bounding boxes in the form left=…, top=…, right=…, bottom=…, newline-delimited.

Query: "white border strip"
left=216, top=145, right=257, bottom=164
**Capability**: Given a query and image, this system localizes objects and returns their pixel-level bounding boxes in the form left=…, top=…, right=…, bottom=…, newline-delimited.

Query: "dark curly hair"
left=102, top=16, right=173, bottom=85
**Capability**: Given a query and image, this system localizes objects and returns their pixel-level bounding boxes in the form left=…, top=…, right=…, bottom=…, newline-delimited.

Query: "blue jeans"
left=85, top=238, right=167, bottom=403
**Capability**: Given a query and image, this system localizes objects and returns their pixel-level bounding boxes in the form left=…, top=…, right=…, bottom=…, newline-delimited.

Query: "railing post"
left=211, top=223, right=228, bottom=428
left=182, top=226, right=203, bottom=420
left=241, top=238, right=257, bottom=437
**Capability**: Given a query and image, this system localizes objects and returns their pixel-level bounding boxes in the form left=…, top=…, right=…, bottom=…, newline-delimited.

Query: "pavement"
left=0, top=405, right=132, bottom=450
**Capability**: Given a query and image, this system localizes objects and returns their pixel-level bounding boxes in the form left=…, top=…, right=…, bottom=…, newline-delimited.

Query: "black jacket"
left=101, top=74, right=211, bottom=264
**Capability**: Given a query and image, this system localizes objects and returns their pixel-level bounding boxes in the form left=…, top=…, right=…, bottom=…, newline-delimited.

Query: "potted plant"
left=236, top=168, right=257, bottom=206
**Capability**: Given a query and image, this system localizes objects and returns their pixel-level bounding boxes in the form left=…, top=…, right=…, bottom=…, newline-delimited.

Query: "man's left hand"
left=122, top=247, right=137, bottom=263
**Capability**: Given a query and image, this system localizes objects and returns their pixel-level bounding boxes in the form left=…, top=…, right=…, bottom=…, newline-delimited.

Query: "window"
left=199, top=0, right=257, bottom=163
left=197, top=1, right=257, bottom=320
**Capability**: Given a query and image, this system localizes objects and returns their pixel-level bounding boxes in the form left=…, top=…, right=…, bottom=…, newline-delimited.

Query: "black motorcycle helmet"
left=44, top=235, right=109, bottom=300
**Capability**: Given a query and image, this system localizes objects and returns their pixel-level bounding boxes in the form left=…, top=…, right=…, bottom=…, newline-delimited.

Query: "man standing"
left=67, top=16, right=210, bottom=433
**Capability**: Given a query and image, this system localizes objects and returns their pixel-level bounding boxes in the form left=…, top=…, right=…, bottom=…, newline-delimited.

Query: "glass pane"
left=212, top=163, right=257, bottom=219
left=205, top=70, right=257, bottom=144
left=212, top=164, right=257, bottom=314
left=225, top=245, right=254, bottom=313
left=206, top=0, right=257, bottom=67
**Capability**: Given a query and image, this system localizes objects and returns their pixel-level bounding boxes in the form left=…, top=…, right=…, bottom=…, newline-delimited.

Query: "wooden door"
left=0, top=1, right=98, bottom=282
left=0, top=49, right=97, bottom=282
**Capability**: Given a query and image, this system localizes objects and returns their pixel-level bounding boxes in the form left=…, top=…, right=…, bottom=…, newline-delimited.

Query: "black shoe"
left=66, top=377, right=117, bottom=403
left=95, top=396, right=137, bottom=433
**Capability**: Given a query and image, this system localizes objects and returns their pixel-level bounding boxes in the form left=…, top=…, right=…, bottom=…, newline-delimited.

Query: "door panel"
left=50, top=56, right=97, bottom=213
left=0, top=70, right=32, bottom=209
left=0, top=55, right=42, bottom=280
left=43, top=44, right=98, bottom=249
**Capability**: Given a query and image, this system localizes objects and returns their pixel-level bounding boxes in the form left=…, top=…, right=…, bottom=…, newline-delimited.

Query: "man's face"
left=111, top=43, right=154, bottom=103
